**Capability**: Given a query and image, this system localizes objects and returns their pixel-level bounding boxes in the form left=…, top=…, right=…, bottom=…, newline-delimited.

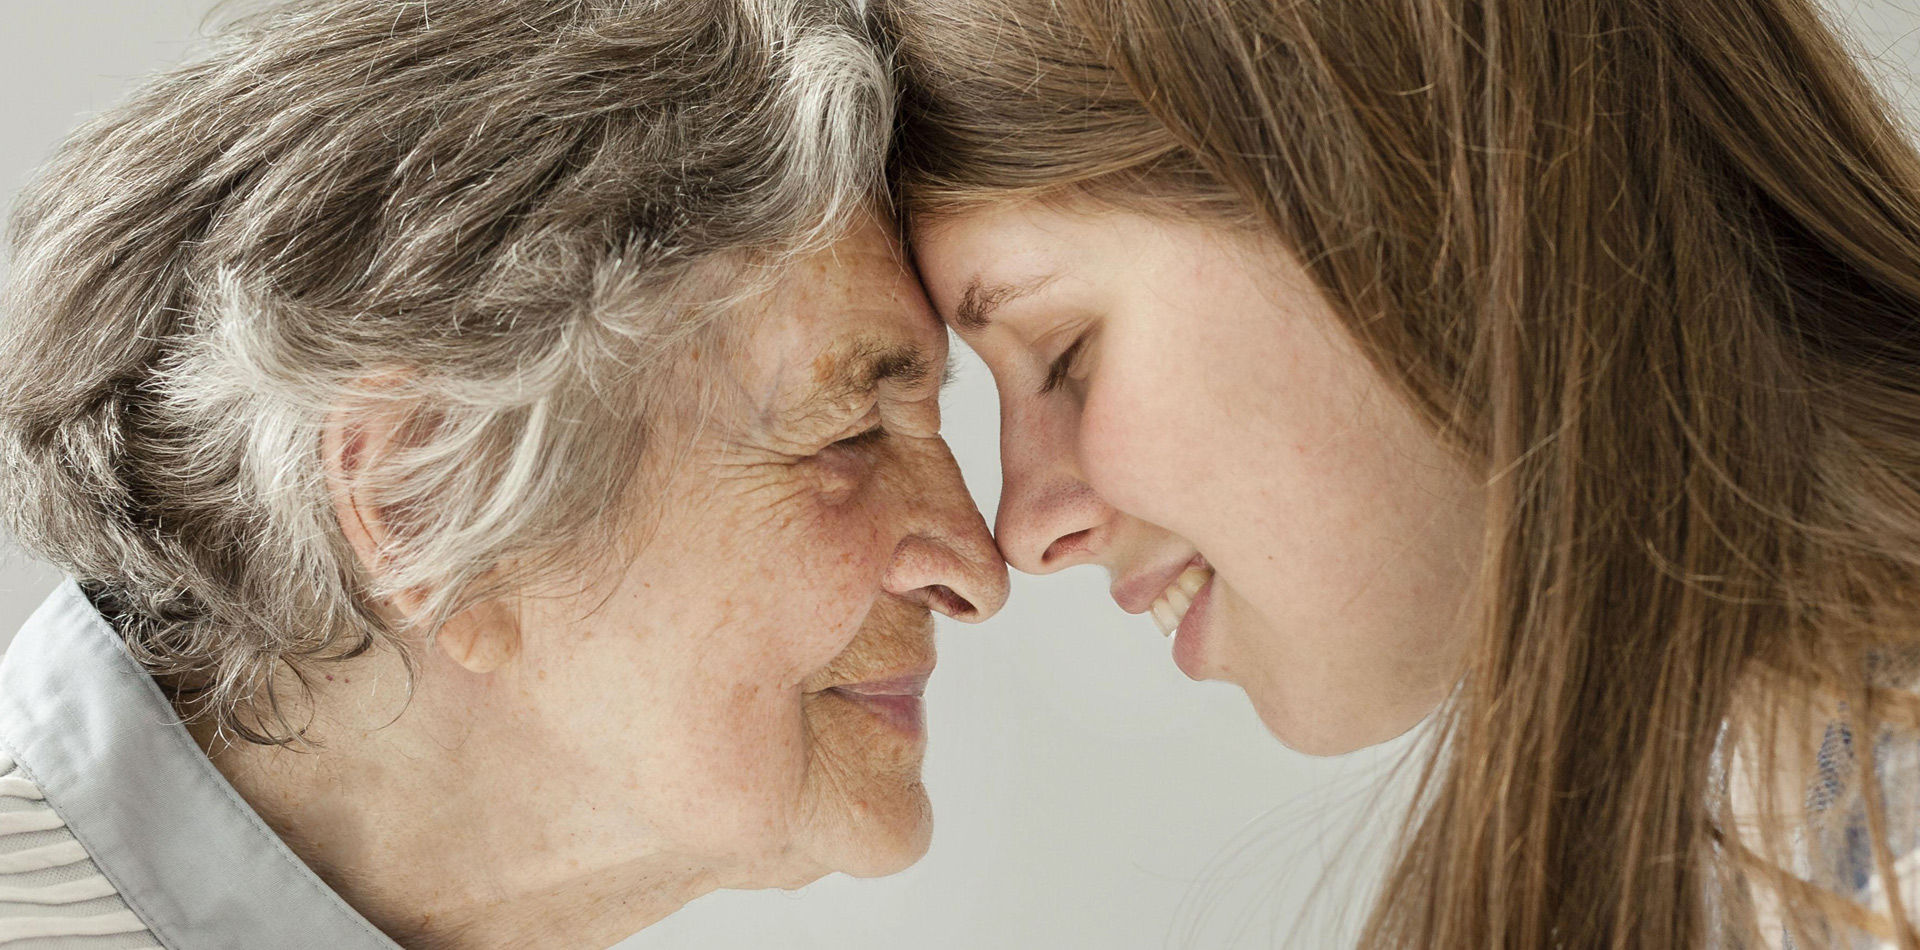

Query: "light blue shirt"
left=0, top=580, right=401, bottom=949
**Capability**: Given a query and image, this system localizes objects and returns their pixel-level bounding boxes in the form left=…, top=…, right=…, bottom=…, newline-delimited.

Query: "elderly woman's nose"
left=993, top=397, right=1113, bottom=577
left=881, top=444, right=1009, bottom=622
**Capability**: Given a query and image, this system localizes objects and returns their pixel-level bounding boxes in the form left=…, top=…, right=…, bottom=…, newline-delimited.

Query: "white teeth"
left=1173, top=565, right=1210, bottom=599
left=1164, top=584, right=1193, bottom=617
left=1150, top=601, right=1181, bottom=636
left=1148, top=564, right=1214, bottom=638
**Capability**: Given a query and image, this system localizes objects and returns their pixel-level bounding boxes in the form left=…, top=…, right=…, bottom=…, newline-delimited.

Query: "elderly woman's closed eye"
left=0, top=2, right=1006, bottom=948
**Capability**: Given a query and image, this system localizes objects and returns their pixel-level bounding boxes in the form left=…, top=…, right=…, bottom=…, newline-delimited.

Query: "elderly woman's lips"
left=834, top=673, right=930, bottom=697
left=829, top=673, right=930, bottom=736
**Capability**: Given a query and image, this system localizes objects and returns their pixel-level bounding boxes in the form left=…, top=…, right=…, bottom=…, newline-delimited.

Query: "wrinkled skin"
left=529, top=218, right=1010, bottom=884
left=200, top=218, right=1008, bottom=949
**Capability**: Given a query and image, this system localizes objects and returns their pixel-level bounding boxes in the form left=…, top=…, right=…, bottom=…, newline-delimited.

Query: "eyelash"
left=1039, top=335, right=1088, bottom=396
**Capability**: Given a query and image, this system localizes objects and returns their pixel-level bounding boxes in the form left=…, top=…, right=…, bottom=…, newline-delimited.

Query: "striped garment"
left=0, top=753, right=157, bottom=949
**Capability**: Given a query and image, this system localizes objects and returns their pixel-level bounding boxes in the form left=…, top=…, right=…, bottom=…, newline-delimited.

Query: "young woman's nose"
left=992, top=395, right=1116, bottom=576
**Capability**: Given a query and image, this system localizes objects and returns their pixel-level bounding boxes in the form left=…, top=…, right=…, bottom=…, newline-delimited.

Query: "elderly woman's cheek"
left=794, top=452, right=895, bottom=564
left=742, top=455, right=893, bottom=662
left=807, top=447, right=876, bottom=502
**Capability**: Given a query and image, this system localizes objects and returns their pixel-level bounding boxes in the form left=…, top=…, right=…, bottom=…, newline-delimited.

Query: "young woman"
left=884, top=0, right=1920, bottom=945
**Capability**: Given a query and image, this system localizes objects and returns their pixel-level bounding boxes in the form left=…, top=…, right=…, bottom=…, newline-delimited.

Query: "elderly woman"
left=0, top=1, right=1006, bottom=947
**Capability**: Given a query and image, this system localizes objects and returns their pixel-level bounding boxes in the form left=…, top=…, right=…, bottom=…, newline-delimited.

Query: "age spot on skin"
left=813, top=350, right=840, bottom=385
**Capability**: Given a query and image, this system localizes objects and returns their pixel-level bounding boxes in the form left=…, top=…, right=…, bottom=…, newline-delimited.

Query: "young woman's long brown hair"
left=884, top=0, right=1920, bottom=944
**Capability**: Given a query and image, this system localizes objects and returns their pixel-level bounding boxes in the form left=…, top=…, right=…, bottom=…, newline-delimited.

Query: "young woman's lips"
left=1171, top=572, right=1216, bottom=681
left=1113, top=555, right=1200, bottom=615
left=830, top=674, right=929, bottom=737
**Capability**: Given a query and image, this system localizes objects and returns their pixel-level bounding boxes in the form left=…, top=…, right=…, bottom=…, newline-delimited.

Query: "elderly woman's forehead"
left=738, top=230, right=939, bottom=356
left=781, top=222, right=917, bottom=303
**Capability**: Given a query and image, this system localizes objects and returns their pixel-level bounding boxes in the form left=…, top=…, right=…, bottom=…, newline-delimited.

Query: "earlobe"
left=432, top=597, right=523, bottom=674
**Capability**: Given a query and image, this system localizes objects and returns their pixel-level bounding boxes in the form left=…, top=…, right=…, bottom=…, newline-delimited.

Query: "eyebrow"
left=808, top=337, right=942, bottom=405
left=950, top=274, right=1057, bottom=332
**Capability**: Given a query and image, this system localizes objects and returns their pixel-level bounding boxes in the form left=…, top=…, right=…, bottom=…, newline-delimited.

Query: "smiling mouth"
left=830, top=673, right=930, bottom=736
left=1149, top=556, right=1216, bottom=639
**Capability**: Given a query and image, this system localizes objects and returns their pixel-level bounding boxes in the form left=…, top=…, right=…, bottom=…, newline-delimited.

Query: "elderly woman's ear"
left=321, top=400, right=521, bottom=674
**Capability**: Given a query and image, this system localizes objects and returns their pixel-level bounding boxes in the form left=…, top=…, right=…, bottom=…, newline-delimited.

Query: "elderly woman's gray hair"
left=0, top=0, right=892, bottom=744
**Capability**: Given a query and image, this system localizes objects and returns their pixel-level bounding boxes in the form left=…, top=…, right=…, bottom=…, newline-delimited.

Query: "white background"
left=3, top=2, right=1917, bottom=947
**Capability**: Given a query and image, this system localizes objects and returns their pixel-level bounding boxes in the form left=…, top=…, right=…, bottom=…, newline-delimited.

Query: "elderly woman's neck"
left=185, top=644, right=725, bottom=949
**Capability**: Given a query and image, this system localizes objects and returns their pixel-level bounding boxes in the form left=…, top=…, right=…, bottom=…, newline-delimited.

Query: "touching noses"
left=992, top=391, right=1114, bottom=576
left=882, top=439, right=1010, bottom=622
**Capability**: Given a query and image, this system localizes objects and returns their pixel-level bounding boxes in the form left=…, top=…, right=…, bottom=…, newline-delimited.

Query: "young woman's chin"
left=1191, top=580, right=1447, bottom=758
left=1237, top=674, right=1442, bottom=758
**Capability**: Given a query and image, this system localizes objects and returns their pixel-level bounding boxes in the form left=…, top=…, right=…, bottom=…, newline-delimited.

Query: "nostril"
left=923, top=584, right=976, bottom=620
left=1041, top=528, right=1095, bottom=567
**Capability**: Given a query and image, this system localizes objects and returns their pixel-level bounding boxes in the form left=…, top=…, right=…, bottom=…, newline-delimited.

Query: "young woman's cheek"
left=1075, top=367, right=1185, bottom=530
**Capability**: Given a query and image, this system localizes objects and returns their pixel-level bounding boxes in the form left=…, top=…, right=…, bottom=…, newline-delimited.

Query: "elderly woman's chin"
left=834, top=777, right=935, bottom=881
left=688, top=696, right=933, bottom=893
left=798, top=690, right=938, bottom=879
left=757, top=791, right=932, bottom=891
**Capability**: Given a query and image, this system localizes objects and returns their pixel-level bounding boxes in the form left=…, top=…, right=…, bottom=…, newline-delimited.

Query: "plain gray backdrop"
left=3, top=2, right=1918, bottom=948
